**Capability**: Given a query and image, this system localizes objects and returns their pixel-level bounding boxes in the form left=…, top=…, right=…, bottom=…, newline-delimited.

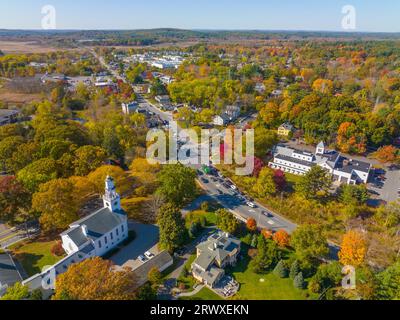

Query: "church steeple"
left=103, top=176, right=121, bottom=212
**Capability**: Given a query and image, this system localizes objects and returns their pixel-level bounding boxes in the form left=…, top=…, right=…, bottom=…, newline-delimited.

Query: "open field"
left=9, top=239, right=64, bottom=277
left=0, top=41, right=66, bottom=54
left=0, top=88, right=43, bottom=105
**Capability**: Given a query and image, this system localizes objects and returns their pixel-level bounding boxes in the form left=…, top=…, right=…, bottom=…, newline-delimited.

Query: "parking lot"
left=367, top=166, right=400, bottom=204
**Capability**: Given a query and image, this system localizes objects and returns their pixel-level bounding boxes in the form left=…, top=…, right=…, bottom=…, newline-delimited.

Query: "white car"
left=230, top=184, right=237, bottom=190
left=144, top=251, right=155, bottom=259
left=246, top=202, right=255, bottom=208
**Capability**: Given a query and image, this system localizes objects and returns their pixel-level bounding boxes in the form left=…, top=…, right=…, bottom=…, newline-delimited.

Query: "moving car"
left=246, top=201, right=256, bottom=208
left=144, top=251, right=155, bottom=259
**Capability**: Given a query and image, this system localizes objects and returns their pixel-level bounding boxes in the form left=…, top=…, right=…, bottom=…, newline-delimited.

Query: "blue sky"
left=0, top=0, right=399, bottom=32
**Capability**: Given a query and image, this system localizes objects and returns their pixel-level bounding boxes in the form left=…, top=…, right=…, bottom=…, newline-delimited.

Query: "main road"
left=91, top=51, right=321, bottom=237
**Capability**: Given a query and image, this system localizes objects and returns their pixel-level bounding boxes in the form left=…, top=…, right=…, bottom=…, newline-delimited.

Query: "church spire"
left=103, top=176, right=121, bottom=212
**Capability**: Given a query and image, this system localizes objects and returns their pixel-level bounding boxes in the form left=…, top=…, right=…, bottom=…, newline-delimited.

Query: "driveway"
left=110, top=222, right=159, bottom=266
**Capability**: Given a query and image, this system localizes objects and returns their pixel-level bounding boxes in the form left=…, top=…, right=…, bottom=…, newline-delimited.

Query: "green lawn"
left=180, top=287, right=224, bottom=300
left=10, top=240, right=65, bottom=277
left=229, top=257, right=312, bottom=300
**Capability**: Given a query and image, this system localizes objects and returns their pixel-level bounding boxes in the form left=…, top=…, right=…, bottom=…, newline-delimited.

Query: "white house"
left=121, top=101, right=139, bottom=115
left=268, top=142, right=371, bottom=185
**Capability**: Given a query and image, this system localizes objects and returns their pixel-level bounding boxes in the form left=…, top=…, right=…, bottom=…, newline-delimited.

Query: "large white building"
left=22, top=176, right=128, bottom=296
left=269, top=142, right=371, bottom=185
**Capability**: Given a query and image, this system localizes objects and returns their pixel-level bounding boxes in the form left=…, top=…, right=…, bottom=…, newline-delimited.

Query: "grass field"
left=229, top=257, right=312, bottom=300
left=180, top=287, right=223, bottom=300
left=10, top=240, right=65, bottom=276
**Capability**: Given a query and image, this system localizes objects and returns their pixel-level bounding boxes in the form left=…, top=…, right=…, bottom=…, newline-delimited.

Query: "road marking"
left=249, top=209, right=255, bottom=213
left=267, top=220, right=275, bottom=225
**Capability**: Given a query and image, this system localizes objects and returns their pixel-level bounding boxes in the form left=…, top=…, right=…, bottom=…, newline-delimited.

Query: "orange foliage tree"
left=374, top=145, right=399, bottom=164
left=338, top=230, right=367, bottom=267
left=246, top=218, right=257, bottom=232
left=273, top=229, right=291, bottom=247
left=262, top=228, right=273, bottom=239
left=52, top=257, right=137, bottom=300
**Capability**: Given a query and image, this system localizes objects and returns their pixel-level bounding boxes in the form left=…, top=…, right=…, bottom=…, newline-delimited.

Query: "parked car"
left=138, top=255, right=147, bottom=263
left=144, top=251, right=155, bottom=259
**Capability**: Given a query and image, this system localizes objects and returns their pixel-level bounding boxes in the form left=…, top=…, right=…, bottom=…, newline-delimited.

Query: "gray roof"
left=0, top=253, right=22, bottom=287
left=336, top=157, right=371, bottom=174
left=275, top=154, right=315, bottom=168
left=61, top=207, right=126, bottom=245
left=192, top=266, right=224, bottom=286
left=0, top=109, right=19, bottom=118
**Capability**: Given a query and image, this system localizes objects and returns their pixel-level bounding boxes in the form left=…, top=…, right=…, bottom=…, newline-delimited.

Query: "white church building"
left=269, top=142, right=371, bottom=185
left=22, top=176, right=128, bottom=295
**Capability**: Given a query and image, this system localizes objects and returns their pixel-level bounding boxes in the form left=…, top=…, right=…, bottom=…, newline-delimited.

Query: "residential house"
left=0, top=109, right=20, bottom=126
left=268, top=142, right=371, bottom=184
left=213, top=114, right=230, bottom=126
left=191, top=232, right=241, bottom=288
left=213, top=105, right=241, bottom=126
left=121, top=101, right=139, bottom=115
left=277, top=122, right=294, bottom=137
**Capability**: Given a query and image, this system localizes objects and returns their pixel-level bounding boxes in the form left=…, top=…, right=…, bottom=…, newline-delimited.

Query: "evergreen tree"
left=274, top=260, right=289, bottom=278
left=294, top=272, right=305, bottom=289
left=290, top=260, right=300, bottom=279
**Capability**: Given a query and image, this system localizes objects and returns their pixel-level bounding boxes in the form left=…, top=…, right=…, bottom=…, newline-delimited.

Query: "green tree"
left=308, top=261, right=342, bottom=294
left=17, top=158, right=58, bottom=192
left=251, top=235, right=281, bottom=274
left=376, top=261, right=400, bottom=300
left=0, top=135, right=24, bottom=171
left=157, top=164, right=196, bottom=206
left=148, top=267, right=162, bottom=286
left=253, top=167, right=276, bottom=197
left=339, top=184, right=369, bottom=206
left=289, top=260, right=301, bottom=279
left=0, top=282, right=30, bottom=300
left=296, top=166, right=332, bottom=200
left=216, top=209, right=239, bottom=234
left=73, top=145, right=108, bottom=176
left=291, top=224, right=329, bottom=263
left=274, top=260, right=289, bottom=278
left=157, top=203, right=187, bottom=253
left=293, top=272, right=305, bottom=289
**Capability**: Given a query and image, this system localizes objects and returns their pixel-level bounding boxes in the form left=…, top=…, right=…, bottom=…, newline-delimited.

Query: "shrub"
left=290, top=260, right=301, bottom=279
left=51, top=241, right=65, bottom=257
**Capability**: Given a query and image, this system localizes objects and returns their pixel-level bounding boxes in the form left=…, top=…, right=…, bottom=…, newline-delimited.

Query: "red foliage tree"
left=252, top=157, right=265, bottom=177
left=273, top=169, right=287, bottom=191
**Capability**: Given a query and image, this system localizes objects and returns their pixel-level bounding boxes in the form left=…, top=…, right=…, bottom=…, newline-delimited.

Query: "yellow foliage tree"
left=338, top=230, right=367, bottom=267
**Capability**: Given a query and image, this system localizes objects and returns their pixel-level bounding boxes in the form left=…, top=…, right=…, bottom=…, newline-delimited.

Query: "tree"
left=338, top=230, right=367, bottom=267
left=73, top=145, right=108, bottom=176
left=308, top=261, right=342, bottom=294
left=0, top=135, right=24, bottom=171
left=289, top=260, right=300, bottom=279
left=274, top=260, right=289, bottom=278
left=130, top=158, right=160, bottom=194
left=251, top=236, right=281, bottom=274
left=157, top=164, right=196, bottom=206
left=261, top=228, right=273, bottom=239
left=373, top=145, right=399, bottom=164
left=246, top=218, right=257, bottom=232
left=136, top=283, right=157, bottom=300
left=312, top=79, right=333, bottom=94
left=0, top=176, right=31, bottom=225
left=273, top=229, right=290, bottom=248
left=296, top=166, right=332, bottom=200
left=339, top=184, right=369, bottom=206
left=0, top=282, right=30, bottom=300
left=291, top=225, right=329, bottom=262
left=157, top=203, right=187, bottom=253
left=293, top=272, right=305, bottom=289
left=216, top=209, right=239, bottom=234
left=87, top=165, right=130, bottom=196
left=53, top=257, right=137, bottom=300
left=32, top=178, right=79, bottom=232
left=376, top=261, right=400, bottom=300
left=375, top=201, right=400, bottom=228
left=148, top=267, right=162, bottom=286
left=273, top=169, right=287, bottom=191
left=17, top=158, right=58, bottom=192
left=253, top=167, right=276, bottom=197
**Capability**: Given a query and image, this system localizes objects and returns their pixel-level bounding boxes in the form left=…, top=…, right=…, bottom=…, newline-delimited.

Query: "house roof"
left=0, top=253, right=22, bottom=288
left=192, top=266, right=224, bottom=287
left=61, top=207, right=126, bottom=244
